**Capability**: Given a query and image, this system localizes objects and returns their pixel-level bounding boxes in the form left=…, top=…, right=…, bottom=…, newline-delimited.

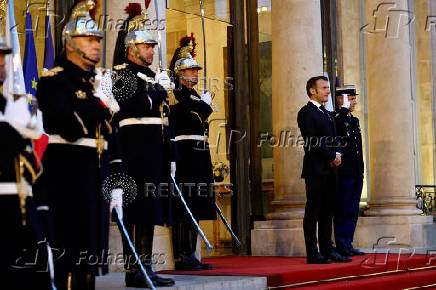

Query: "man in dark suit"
left=297, top=76, right=352, bottom=264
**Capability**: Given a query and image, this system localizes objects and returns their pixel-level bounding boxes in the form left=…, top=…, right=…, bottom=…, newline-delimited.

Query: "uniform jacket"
left=335, top=107, right=364, bottom=178
left=170, top=84, right=216, bottom=221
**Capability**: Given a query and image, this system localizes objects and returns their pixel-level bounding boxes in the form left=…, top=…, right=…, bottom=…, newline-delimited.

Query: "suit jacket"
left=297, top=101, right=339, bottom=178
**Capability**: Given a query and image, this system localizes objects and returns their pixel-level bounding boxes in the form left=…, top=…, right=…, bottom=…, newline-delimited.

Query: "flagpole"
left=46, top=0, right=50, bottom=17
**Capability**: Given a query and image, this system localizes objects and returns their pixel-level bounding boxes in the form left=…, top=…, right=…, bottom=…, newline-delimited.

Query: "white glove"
left=94, top=68, right=120, bottom=115
left=110, top=188, right=123, bottom=219
left=200, top=91, right=213, bottom=106
left=341, top=94, right=350, bottom=109
left=171, top=162, right=176, bottom=178
left=155, top=71, right=175, bottom=91
left=137, top=72, right=155, bottom=84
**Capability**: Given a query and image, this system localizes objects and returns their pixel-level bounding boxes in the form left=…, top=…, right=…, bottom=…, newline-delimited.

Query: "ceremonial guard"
left=111, top=2, right=175, bottom=287
left=334, top=85, right=365, bottom=257
left=0, top=34, right=51, bottom=288
left=169, top=35, right=216, bottom=271
left=36, top=1, right=122, bottom=289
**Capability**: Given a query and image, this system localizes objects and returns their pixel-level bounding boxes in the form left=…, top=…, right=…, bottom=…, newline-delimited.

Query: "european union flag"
left=23, top=12, right=38, bottom=110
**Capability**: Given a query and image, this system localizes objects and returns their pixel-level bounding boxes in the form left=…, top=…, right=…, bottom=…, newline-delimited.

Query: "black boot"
left=125, top=269, right=161, bottom=288
left=125, top=268, right=157, bottom=288
left=174, top=253, right=202, bottom=271
left=146, top=266, right=175, bottom=287
left=190, top=253, right=213, bottom=270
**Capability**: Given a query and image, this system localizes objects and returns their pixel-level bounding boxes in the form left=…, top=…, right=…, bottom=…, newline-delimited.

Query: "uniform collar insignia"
left=40, top=66, right=64, bottom=77
left=76, top=90, right=88, bottom=100
left=114, top=63, right=128, bottom=70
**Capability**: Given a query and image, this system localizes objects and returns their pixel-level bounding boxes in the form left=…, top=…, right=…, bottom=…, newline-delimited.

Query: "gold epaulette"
left=114, top=63, right=128, bottom=70
left=40, top=66, right=64, bottom=77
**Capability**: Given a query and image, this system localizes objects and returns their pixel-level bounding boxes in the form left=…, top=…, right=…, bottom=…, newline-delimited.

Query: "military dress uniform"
left=334, top=86, right=365, bottom=256
left=113, top=61, right=172, bottom=228
left=0, top=97, right=51, bottom=289
left=169, top=37, right=216, bottom=270
left=35, top=2, right=118, bottom=288
left=111, top=4, right=175, bottom=287
left=37, top=58, right=116, bottom=288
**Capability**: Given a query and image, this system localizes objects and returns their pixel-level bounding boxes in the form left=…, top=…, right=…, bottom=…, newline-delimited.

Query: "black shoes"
left=337, top=247, right=365, bottom=256
left=125, top=269, right=156, bottom=288
left=175, top=253, right=213, bottom=271
left=349, top=248, right=365, bottom=256
left=125, top=267, right=175, bottom=288
left=336, top=247, right=352, bottom=257
left=324, top=250, right=352, bottom=263
left=307, top=253, right=332, bottom=264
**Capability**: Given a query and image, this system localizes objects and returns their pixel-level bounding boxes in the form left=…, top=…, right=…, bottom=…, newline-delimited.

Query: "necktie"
left=320, top=105, right=333, bottom=121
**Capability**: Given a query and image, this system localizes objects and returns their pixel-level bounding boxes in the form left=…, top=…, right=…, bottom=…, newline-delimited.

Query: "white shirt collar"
left=309, top=100, right=322, bottom=108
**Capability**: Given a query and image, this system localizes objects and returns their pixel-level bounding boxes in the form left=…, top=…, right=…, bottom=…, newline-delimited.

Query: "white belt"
left=175, top=135, right=208, bottom=142
left=119, top=117, right=169, bottom=128
left=0, top=182, right=19, bottom=195
left=49, top=135, right=108, bottom=150
left=0, top=182, right=32, bottom=196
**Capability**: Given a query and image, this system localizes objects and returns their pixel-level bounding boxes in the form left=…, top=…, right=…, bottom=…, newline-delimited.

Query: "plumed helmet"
left=172, top=33, right=202, bottom=77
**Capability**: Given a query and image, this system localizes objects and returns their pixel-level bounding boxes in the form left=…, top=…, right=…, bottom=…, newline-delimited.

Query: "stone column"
left=353, top=0, right=436, bottom=250
left=251, top=0, right=323, bottom=256
left=266, top=0, right=323, bottom=220
left=363, top=0, right=420, bottom=217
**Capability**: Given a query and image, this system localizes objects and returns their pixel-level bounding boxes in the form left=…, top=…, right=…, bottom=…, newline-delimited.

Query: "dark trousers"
left=334, top=177, right=363, bottom=251
left=117, top=221, right=154, bottom=270
left=172, top=220, right=198, bottom=261
left=303, top=173, right=336, bottom=257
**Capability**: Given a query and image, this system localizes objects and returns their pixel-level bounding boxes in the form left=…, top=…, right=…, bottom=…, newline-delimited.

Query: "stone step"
left=96, top=273, right=267, bottom=290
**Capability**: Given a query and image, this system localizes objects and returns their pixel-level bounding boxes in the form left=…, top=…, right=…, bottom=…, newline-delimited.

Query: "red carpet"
left=158, top=254, right=436, bottom=288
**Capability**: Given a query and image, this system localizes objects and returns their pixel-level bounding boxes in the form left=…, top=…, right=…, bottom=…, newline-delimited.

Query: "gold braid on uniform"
left=14, top=156, right=29, bottom=225
left=190, top=111, right=203, bottom=123
left=95, top=124, right=105, bottom=167
left=19, top=154, right=41, bottom=184
left=159, top=102, right=171, bottom=140
left=190, top=111, right=209, bottom=149
left=104, top=120, right=113, bottom=135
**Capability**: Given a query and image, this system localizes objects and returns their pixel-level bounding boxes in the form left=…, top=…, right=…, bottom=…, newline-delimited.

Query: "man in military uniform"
left=36, top=1, right=122, bottom=289
left=111, top=2, right=175, bottom=287
left=169, top=35, right=215, bottom=271
left=0, top=33, right=51, bottom=288
left=334, top=85, right=365, bottom=257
